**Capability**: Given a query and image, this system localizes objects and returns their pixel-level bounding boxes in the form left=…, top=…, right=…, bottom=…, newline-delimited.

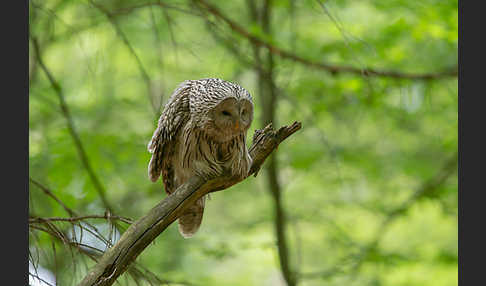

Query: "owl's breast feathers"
left=178, top=127, right=251, bottom=183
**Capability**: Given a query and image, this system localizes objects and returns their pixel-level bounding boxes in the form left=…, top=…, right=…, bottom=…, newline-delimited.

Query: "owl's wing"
left=148, top=81, right=191, bottom=192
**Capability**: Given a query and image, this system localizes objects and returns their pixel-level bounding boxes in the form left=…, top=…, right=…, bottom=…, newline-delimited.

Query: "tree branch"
left=77, top=121, right=302, bottom=286
left=29, top=221, right=192, bottom=286
left=31, top=36, right=115, bottom=214
left=194, top=0, right=457, bottom=80
left=29, top=177, right=78, bottom=217
left=29, top=177, right=129, bottom=251
left=89, top=0, right=161, bottom=118
left=29, top=214, right=134, bottom=225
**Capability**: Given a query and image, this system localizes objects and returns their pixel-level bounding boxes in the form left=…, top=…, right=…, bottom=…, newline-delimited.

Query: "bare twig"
left=89, top=0, right=160, bottom=117
left=194, top=0, right=457, bottom=80
left=29, top=177, right=78, bottom=216
left=29, top=177, right=124, bottom=249
left=29, top=272, right=56, bottom=286
left=29, top=215, right=134, bottom=225
left=30, top=37, right=114, bottom=213
left=201, top=13, right=276, bottom=85
left=30, top=222, right=189, bottom=285
left=128, top=264, right=195, bottom=286
left=77, top=121, right=301, bottom=286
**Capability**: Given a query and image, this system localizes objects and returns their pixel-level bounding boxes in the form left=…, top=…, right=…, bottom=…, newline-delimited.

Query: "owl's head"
left=204, top=97, right=253, bottom=142
left=189, top=78, right=253, bottom=142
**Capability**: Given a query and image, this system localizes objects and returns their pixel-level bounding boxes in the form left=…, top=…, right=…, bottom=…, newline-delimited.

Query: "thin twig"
left=89, top=0, right=159, bottom=117
left=29, top=215, right=134, bottom=225
left=29, top=272, right=56, bottom=286
left=29, top=177, right=78, bottom=216
left=194, top=0, right=457, bottom=80
left=29, top=177, right=124, bottom=251
left=32, top=221, right=187, bottom=285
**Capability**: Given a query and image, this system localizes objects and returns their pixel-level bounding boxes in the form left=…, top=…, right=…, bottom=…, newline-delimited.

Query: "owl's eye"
left=222, top=111, right=231, bottom=116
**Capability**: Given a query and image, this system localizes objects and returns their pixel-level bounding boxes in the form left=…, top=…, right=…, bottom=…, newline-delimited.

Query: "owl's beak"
left=234, top=120, right=239, bottom=131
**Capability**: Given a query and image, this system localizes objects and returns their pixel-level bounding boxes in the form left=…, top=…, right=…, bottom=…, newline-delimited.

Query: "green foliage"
left=29, top=0, right=457, bottom=285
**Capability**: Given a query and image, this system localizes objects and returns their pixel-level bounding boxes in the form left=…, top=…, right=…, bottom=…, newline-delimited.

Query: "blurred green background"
left=29, top=0, right=458, bottom=285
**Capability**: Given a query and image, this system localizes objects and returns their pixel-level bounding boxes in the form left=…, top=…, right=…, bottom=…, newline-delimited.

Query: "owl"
left=147, top=78, right=254, bottom=238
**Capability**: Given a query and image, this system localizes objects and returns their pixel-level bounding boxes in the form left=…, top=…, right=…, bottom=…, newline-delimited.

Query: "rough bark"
left=77, top=121, right=301, bottom=286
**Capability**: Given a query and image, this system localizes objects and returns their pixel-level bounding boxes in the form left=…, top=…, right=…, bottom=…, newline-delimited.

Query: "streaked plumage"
left=148, top=78, right=253, bottom=238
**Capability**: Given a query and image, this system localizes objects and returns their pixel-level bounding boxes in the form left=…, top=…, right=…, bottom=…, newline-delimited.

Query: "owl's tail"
left=178, top=196, right=206, bottom=238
